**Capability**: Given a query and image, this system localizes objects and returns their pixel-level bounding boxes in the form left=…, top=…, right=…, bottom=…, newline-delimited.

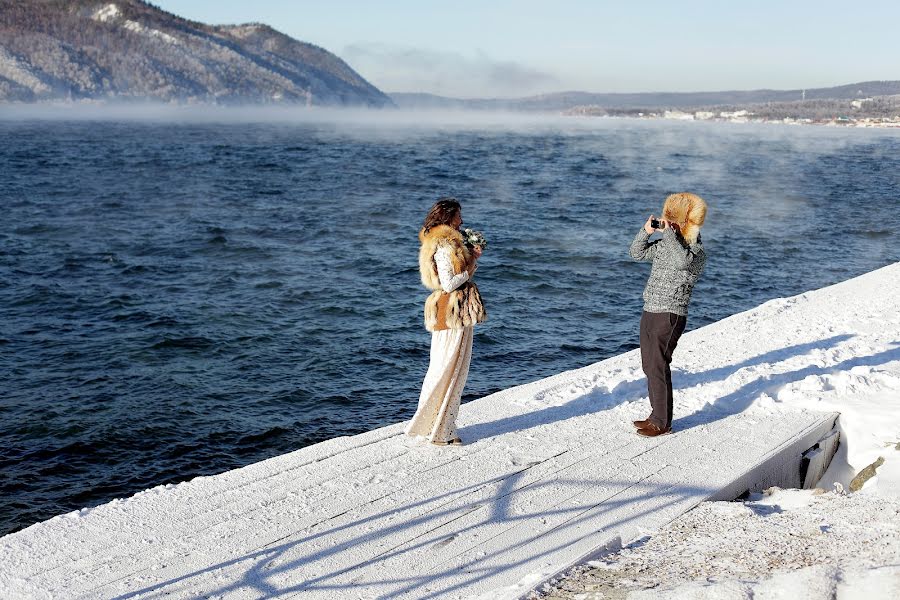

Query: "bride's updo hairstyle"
left=422, top=197, right=461, bottom=233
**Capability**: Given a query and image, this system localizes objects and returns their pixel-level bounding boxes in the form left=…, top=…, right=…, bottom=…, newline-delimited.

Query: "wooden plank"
left=60, top=410, right=838, bottom=600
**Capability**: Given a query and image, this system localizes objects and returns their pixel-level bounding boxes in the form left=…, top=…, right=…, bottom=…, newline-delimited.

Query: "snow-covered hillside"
left=0, top=0, right=392, bottom=106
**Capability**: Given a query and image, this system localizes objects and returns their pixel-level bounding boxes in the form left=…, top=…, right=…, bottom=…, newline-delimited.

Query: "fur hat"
left=662, top=192, right=707, bottom=244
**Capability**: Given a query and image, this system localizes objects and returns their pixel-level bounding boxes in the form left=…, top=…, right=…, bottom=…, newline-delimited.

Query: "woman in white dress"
left=405, top=198, right=486, bottom=445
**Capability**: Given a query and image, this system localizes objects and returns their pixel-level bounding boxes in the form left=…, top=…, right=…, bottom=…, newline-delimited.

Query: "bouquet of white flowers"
left=462, top=228, right=487, bottom=250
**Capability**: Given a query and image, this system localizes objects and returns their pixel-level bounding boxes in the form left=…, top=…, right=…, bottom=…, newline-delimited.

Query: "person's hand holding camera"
left=645, top=215, right=672, bottom=233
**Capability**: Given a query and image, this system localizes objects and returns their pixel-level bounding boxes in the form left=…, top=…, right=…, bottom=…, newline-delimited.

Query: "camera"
left=650, top=218, right=662, bottom=229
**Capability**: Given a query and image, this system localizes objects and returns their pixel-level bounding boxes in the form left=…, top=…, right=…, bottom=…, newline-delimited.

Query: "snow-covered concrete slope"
left=2, top=262, right=898, bottom=600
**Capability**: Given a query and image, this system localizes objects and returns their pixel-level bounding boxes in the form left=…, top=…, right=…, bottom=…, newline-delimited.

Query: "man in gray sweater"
left=629, top=193, right=708, bottom=437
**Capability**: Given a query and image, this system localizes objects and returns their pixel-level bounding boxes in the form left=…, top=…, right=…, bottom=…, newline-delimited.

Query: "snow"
left=92, top=4, right=121, bottom=23
left=0, top=47, right=51, bottom=94
left=225, top=24, right=267, bottom=39
left=1, top=261, right=898, bottom=599
left=121, top=20, right=180, bottom=45
left=92, top=3, right=180, bottom=45
left=528, top=262, right=900, bottom=598
left=532, top=489, right=900, bottom=600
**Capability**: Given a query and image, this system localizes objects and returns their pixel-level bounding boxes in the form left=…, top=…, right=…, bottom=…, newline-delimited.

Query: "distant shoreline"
left=3, top=102, right=900, bottom=130
left=563, top=110, right=900, bottom=129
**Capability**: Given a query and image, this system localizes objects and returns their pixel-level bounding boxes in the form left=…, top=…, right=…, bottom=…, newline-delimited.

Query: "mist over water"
left=1, top=114, right=898, bottom=536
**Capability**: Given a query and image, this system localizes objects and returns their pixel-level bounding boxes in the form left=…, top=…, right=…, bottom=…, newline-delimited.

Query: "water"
left=1, top=113, right=898, bottom=536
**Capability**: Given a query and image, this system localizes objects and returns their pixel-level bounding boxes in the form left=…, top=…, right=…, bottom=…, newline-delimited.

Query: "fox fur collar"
left=418, top=224, right=473, bottom=291
left=417, top=224, right=486, bottom=331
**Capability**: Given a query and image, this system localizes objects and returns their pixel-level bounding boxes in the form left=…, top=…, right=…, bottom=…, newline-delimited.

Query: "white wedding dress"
left=405, top=244, right=474, bottom=443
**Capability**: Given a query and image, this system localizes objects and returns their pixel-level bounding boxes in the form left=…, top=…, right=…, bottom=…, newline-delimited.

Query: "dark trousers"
left=639, top=311, right=687, bottom=429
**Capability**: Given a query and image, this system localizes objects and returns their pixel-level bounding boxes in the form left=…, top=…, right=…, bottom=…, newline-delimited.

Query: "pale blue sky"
left=153, top=0, right=900, bottom=97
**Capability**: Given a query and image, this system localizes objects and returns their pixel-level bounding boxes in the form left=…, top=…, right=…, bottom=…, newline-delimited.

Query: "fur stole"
left=418, top=224, right=487, bottom=331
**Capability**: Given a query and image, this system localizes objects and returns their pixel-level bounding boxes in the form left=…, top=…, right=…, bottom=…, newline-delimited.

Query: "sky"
left=153, top=0, right=900, bottom=98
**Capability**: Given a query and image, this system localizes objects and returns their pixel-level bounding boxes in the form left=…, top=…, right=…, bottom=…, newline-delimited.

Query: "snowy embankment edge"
left=515, top=261, right=900, bottom=599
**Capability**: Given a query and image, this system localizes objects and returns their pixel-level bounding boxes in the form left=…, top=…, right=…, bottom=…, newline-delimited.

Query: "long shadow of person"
left=673, top=340, right=900, bottom=432
left=461, top=334, right=856, bottom=442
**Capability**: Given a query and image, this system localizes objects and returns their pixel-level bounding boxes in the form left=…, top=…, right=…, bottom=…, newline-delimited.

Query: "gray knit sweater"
left=629, top=227, right=707, bottom=316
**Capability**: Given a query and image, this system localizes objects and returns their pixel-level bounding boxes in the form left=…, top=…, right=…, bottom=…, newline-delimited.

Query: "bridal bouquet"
left=462, top=228, right=487, bottom=250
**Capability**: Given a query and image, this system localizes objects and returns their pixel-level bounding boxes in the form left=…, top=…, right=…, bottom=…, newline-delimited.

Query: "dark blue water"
left=1, top=114, right=898, bottom=536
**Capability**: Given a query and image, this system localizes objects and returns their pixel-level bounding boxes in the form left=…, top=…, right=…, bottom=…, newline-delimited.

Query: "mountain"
left=0, top=0, right=393, bottom=107
left=391, top=81, right=900, bottom=112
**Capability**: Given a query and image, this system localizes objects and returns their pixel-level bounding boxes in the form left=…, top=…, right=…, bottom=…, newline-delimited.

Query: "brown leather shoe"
left=431, top=437, right=463, bottom=446
left=636, top=422, right=671, bottom=437
left=633, top=419, right=652, bottom=429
